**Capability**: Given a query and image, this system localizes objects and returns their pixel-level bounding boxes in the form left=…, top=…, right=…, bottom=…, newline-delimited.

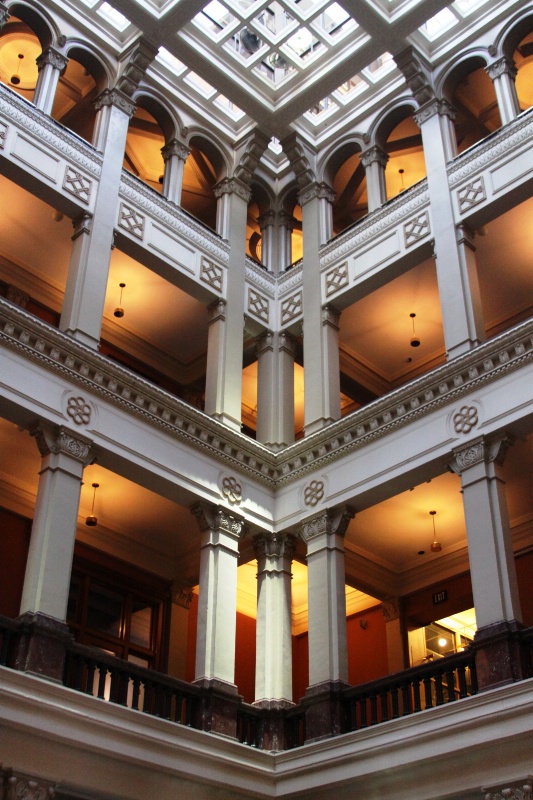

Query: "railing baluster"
left=423, top=674, right=433, bottom=709
left=445, top=667, right=456, bottom=702
left=412, top=678, right=421, bottom=713
left=434, top=670, right=444, bottom=706
left=85, top=659, right=96, bottom=694
left=391, top=685, right=400, bottom=719
left=401, top=681, right=412, bottom=716
left=379, top=689, right=389, bottom=722
left=131, top=676, right=141, bottom=710
left=97, top=665, right=107, bottom=699
left=370, top=692, right=378, bottom=725
left=360, top=696, right=368, bottom=728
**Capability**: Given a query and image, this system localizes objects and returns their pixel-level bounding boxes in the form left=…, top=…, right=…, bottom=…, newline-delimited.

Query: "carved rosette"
left=452, top=404, right=479, bottom=434
left=220, top=474, right=244, bottom=505
left=450, top=434, right=513, bottom=474
left=301, top=506, right=355, bottom=543
left=30, top=423, right=95, bottom=466
left=191, top=503, right=247, bottom=539
left=65, top=394, right=93, bottom=426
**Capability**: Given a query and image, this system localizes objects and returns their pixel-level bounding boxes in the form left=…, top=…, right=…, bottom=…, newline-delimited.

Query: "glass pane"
left=130, top=600, right=153, bottom=648
left=87, top=583, right=123, bottom=638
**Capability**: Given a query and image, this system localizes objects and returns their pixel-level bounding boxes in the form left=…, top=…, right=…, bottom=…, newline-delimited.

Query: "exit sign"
left=432, top=590, right=448, bottom=605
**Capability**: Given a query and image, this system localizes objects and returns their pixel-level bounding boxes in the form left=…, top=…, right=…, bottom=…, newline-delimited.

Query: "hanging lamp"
left=114, top=283, right=126, bottom=318
left=429, top=510, right=442, bottom=552
left=85, top=483, right=99, bottom=526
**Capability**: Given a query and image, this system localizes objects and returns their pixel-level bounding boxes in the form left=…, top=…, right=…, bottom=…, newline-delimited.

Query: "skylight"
left=97, top=1, right=130, bottom=31
left=419, top=8, right=458, bottom=40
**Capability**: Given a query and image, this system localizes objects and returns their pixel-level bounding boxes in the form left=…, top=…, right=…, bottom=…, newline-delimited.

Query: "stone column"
left=0, top=5, right=10, bottom=28
left=415, top=99, right=485, bottom=358
left=258, top=210, right=276, bottom=271
left=60, top=89, right=135, bottom=348
left=450, top=434, right=527, bottom=689
left=382, top=596, right=405, bottom=674
left=33, top=47, right=68, bottom=115
left=360, top=145, right=388, bottom=212
left=191, top=504, right=247, bottom=686
left=161, top=138, right=190, bottom=205
left=15, top=424, right=94, bottom=680
left=300, top=506, right=354, bottom=740
left=299, top=183, right=341, bottom=435
left=256, top=330, right=296, bottom=449
left=486, top=56, right=520, bottom=126
left=253, top=532, right=296, bottom=706
left=278, top=210, right=295, bottom=271
left=205, top=178, right=250, bottom=431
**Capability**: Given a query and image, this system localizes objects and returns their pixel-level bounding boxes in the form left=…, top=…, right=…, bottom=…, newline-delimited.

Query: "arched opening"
left=51, top=48, right=103, bottom=141
left=0, top=14, right=40, bottom=101
left=445, top=57, right=501, bottom=153
left=124, top=103, right=166, bottom=193
left=182, top=137, right=224, bottom=231
left=514, top=28, right=533, bottom=112
left=325, top=141, right=366, bottom=236
left=375, top=107, right=425, bottom=201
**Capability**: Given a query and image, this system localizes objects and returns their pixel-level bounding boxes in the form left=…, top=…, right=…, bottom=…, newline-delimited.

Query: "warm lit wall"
left=0, top=507, right=30, bottom=618
left=347, top=606, right=388, bottom=685
left=516, top=551, right=533, bottom=626
left=403, top=573, right=474, bottom=629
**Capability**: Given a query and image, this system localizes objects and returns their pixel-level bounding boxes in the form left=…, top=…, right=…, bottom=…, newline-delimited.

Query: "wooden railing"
left=344, top=650, right=478, bottom=732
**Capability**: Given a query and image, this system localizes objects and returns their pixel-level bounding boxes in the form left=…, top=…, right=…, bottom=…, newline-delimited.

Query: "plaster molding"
left=190, top=503, right=248, bottom=539
left=36, top=47, right=68, bottom=73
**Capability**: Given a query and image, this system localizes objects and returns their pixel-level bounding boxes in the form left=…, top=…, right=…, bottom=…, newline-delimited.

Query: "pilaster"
left=161, top=138, right=190, bottom=205
left=360, top=145, right=388, bottom=212
left=33, top=47, right=68, bottom=115
left=486, top=56, right=520, bottom=126
left=256, top=330, right=296, bottom=449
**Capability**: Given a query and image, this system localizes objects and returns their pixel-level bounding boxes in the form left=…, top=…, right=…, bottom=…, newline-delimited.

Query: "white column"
left=256, top=330, right=295, bottom=449
left=205, top=178, right=250, bottom=431
left=360, top=146, right=388, bottom=212
left=486, top=56, right=520, bottom=126
left=301, top=507, right=354, bottom=687
left=191, top=504, right=247, bottom=685
left=415, top=99, right=486, bottom=359
left=278, top=211, right=294, bottom=271
left=253, top=533, right=296, bottom=705
left=20, top=424, right=94, bottom=621
left=382, top=597, right=405, bottom=674
left=450, top=434, right=522, bottom=630
left=60, top=89, right=135, bottom=348
left=161, top=139, right=190, bottom=205
left=33, top=47, right=68, bottom=115
left=300, top=183, right=341, bottom=435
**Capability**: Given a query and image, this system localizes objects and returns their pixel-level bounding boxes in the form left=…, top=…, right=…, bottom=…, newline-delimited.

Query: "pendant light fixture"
left=10, top=53, right=25, bottom=86
left=410, top=312, right=420, bottom=347
left=429, top=510, right=442, bottom=552
left=114, top=283, right=126, bottom=318
left=85, top=483, right=99, bottom=526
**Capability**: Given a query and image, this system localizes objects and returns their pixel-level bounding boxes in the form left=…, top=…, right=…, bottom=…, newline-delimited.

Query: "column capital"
left=456, top=223, right=476, bottom=250
left=213, top=176, right=251, bottom=204
left=256, top=330, right=274, bottom=356
left=94, top=88, right=136, bottom=118
left=30, top=423, right=95, bottom=466
left=484, top=782, right=532, bottom=800
left=322, top=304, right=341, bottom=329
left=172, top=585, right=194, bottom=609
left=190, top=502, right=248, bottom=539
left=161, top=138, right=190, bottom=162
left=298, top=181, right=335, bottom=208
left=279, top=330, right=297, bottom=356
left=253, top=532, right=297, bottom=562
left=207, top=298, right=226, bottom=322
left=0, top=5, right=10, bottom=27
left=381, top=596, right=400, bottom=622
left=301, top=506, right=355, bottom=543
left=36, top=46, right=68, bottom=72
left=486, top=55, right=517, bottom=82
left=258, top=209, right=276, bottom=229
left=71, top=211, right=93, bottom=240
left=4, top=772, right=56, bottom=800
left=360, top=145, right=389, bottom=169
left=414, top=97, right=456, bottom=127
left=449, top=433, right=513, bottom=475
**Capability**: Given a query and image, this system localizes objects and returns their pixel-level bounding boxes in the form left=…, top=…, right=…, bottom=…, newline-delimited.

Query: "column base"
left=473, top=619, right=532, bottom=690
left=252, top=699, right=295, bottom=751
left=209, top=412, right=242, bottom=433
left=60, top=326, right=100, bottom=350
left=304, top=417, right=337, bottom=437
left=301, top=680, right=350, bottom=742
left=192, top=677, right=242, bottom=739
left=13, top=612, right=73, bottom=683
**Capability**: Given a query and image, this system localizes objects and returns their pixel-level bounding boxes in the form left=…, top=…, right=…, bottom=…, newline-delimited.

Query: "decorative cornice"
left=0, top=84, right=103, bottom=177
left=190, top=503, right=248, bottom=539
left=245, top=256, right=276, bottom=296
left=1, top=300, right=532, bottom=489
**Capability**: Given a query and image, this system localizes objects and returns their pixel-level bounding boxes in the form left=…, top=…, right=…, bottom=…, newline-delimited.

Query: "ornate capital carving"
left=253, top=532, right=297, bottom=561
left=414, top=98, right=456, bottom=127
left=298, top=181, right=335, bottom=208
left=381, top=596, right=400, bottom=622
left=322, top=304, right=340, bottom=329
left=486, top=56, right=517, bottom=82
left=173, top=586, right=193, bottom=609
left=5, top=774, right=55, bottom=800
left=213, top=177, right=251, bottom=203
left=450, top=434, right=513, bottom=474
left=301, top=506, right=355, bottom=543
left=190, top=503, right=248, bottom=539
left=94, top=88, right=136, bottom=118
left=279, top=331, right=297, bottom=356
left=207, top=298, right=226, bottom=323
left=258, top=209, right=276, bottom=229
left=360, top=145, right=388, bottom=169
left=256, top=330, right=274, bottom=356
left=30, top=423, right=95, bottom=465
left=6, top=285, right=29, bottom=308
left=485, top=783, right=532, bottom=800
left=161, top=138, right=190, bottom=162
left=36, top=47, right=68, bottom=72
left=71, top=211, right=93, bottom=240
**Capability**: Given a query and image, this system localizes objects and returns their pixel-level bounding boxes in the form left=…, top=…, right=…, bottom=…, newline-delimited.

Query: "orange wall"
left=0, top=507, right=31, bottom=617
left=516, top=551, right=533, bottom=626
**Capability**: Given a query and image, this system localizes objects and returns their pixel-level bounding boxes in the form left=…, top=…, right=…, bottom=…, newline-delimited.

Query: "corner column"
left=486, top=56, right=520, bottom=126
left=16, top=424, right=94, bottom=679
left=161, top=139, right=190, bottom=205
left=300, top=506, right=354, bottom=740
left=360, top=145, right=388, bottom=212
left=450, top=435, right=528, bottom=688
left=60, top=89, right=135, bottom=348
left=33, top=47, right=68, bottom=115
left=256, top=330, right=296, bottom=449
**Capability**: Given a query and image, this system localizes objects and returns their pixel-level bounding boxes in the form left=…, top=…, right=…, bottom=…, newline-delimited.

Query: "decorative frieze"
left=200, top=258, right=223, bottom=292
left=248, top=288, right=269, bottom=323
left=63, top=165, right=92, bottom=204
left=118, top=202, right=145, bottom=239
left=404, top=211, right=430, bottom=247
left=281, top=292, right=302, bottom=325
left=457, top=177, right=486, bottom=213
left=325, top=262, right=349, bottom=296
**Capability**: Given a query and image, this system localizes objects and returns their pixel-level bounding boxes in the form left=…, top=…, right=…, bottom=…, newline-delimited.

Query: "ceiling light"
left=10, top=53, right=24, bottom=86
left=85, top=482, right=99, bottom=527
left=114, top=283, right=126, bottom=318
left=429, top=510, right=442, bottom=552
left=410, top=312, right=420, bottom=347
